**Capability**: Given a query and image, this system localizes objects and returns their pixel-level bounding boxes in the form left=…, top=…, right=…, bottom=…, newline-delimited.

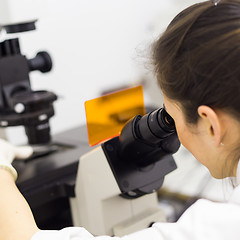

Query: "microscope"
left=70, top=107, right=180, bottom=236
left=0, top=0, right=57, bottom=145
left=0, top=0, right=79, bottom=229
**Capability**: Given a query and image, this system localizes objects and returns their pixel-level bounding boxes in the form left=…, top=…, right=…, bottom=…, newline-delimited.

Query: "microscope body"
left=70, top=145, right=166, bottom=236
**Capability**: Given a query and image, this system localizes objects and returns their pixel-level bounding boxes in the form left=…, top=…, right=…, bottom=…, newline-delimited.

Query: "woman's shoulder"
left=153, top=197, right=240, bottom=240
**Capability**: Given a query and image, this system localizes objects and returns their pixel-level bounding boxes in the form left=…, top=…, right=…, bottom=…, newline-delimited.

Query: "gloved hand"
left=0, top=139, right=33, bottom=181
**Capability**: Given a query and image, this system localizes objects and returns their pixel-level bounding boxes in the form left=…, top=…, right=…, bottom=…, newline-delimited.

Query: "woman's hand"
left=0, top=139, right=33, bottom=180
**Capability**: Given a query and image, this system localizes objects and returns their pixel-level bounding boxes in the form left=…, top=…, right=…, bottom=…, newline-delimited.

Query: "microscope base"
left=70, top=146, right=165, bottom=236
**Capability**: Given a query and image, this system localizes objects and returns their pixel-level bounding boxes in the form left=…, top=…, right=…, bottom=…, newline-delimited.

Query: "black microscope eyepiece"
left=133, top=108, right=176, bottom=146
left=118, top=107, right=180, bottom=166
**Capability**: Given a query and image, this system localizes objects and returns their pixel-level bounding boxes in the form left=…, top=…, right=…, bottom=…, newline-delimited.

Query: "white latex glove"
left=0, top=139, right=33, bottom=181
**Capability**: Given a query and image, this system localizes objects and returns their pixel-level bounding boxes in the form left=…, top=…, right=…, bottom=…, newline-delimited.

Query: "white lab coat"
left=32, top=162, right=240, bottom=240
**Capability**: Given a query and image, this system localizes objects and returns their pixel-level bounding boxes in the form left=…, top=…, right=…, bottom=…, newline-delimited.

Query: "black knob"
left=28, top=51, right=52, bottom=73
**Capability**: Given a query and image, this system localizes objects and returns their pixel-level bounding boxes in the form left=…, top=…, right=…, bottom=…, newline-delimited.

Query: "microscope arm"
left=71, top=145, right=166, bottom=237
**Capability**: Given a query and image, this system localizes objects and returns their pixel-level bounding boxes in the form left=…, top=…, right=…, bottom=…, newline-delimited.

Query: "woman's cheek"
left=175, top=125, right=192, bottom=150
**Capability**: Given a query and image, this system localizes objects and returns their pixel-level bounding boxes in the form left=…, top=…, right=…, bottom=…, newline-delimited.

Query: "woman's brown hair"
left=152, top=0, right=240, bottom=124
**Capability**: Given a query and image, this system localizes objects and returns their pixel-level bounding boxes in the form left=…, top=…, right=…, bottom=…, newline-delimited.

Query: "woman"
left=1, top=0, right=240, bottom=239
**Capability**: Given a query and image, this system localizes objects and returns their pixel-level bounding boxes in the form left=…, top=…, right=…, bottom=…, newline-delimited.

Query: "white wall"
left=4, top=0, right=199, bottom=144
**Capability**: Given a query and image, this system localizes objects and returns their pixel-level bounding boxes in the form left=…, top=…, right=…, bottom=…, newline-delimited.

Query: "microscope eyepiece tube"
left=137, top=108, right=175, bottom=144
left=118, top=107, right=180, bottom=165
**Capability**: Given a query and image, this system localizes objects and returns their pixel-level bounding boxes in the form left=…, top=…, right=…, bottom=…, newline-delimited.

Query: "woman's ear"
left=197, top=105, right=222, bottom=147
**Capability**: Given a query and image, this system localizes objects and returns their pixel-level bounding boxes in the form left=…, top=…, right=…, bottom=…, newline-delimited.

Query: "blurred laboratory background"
left=4, top=0, right=199, bottom=144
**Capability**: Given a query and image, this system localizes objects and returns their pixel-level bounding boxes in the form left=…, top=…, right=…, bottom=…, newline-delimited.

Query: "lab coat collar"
left=236, top=159, right=240, bottom=186
left=228, top=160, right=240, bottom=204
